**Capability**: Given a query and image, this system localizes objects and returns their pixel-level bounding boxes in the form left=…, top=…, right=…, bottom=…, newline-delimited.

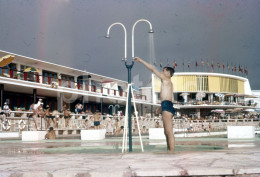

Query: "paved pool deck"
left=0, top=136, right=260, bottom=177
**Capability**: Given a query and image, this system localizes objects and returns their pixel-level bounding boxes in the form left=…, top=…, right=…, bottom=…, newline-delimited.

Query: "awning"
left=0, top=55, right=15, bottom=67
left=245, top=95, right=259, bottom=98
left=225, top=93, right=234, bottom=97
left=24, top=67, right=40, bottom=73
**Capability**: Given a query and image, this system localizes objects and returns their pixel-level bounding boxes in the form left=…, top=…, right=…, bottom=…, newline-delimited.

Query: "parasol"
left=24, top=67, right=40, bottom=73
left=211, top=109, right=225, bottom=114
left=0, top=55, right=15, bottom=67
left=232, top=108, right=244, bottom=113
left=196, top=92, right=205, bottom=100
left=245, top=95, right=259, bottom=98
left=225, top=93, right=234, bottom=97
left=234, top=94, right=244, bottom=97
left=215, top=93, right=225, bottom=98
left=180, top=92, right=190, bottom=97
left=225, top=109, right=234, bottom=113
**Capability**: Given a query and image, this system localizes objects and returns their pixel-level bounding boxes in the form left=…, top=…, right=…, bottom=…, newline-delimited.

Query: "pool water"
left=1, top=136, right=259, bottom=155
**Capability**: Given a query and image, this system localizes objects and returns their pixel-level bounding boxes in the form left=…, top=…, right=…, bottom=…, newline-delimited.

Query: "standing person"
left=105, top=118, right=113, bottom=135
left=45, top=105, right=52, bottom=129
left=135, top=57, right=175, bottom=151
left=64, top=109, right=71, bottom=128
left=38, top=105, right=45, bottom=129
left=93, top=110, right=102, bottom=129
left=62, top=104, right=67, bottom=113
left=52, top=110, right=60, bottom=129
left=208, top=122, right=212, bottom=135
left=33, top=99, right=43, bottom=111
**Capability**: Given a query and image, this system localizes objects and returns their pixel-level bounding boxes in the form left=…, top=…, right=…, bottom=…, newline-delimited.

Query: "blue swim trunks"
left=161, top=100, right=175, bottom=115
left=94, top=121, right=100, bottom=126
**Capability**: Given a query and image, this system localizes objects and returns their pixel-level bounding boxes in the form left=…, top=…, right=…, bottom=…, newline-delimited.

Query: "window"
left=196, top=75, right=208, bottom=92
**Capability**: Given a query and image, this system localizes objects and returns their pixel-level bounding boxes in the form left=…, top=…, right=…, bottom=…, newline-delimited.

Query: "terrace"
left=0, top=66, right=147, bottom=101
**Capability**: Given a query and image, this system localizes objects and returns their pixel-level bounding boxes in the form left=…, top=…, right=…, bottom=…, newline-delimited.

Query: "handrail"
left=0, top=68, right=147, bottom=100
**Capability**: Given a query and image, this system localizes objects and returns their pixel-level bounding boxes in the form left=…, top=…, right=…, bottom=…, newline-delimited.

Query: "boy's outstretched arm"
left=135, top=57, right=165, bottom=80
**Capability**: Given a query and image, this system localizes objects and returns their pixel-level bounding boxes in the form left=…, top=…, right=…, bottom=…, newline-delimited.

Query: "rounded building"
left=151, top=72, right=256, bottom=119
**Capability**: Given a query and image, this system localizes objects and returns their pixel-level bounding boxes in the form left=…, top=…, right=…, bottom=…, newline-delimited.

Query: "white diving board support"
left=122, top=83, right=144, bottom=153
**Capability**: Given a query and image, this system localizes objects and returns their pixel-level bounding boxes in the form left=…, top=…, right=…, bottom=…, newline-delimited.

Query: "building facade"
left=149, top=72, right=256, bottom=118
left=0, top=50, right=156, bottom=116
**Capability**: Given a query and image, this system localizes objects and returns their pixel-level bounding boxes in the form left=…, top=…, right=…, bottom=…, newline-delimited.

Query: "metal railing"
left=0, top=68, right=147, bottom=101
left=1, top=111, right=259, bottom=135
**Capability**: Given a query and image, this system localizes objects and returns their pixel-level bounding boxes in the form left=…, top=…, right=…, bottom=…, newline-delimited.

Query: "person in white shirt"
left=3, top=102, right=10, bottom=116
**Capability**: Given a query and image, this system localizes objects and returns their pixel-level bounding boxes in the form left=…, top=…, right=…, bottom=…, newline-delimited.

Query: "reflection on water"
left=0, top=137, right=259, bottom=155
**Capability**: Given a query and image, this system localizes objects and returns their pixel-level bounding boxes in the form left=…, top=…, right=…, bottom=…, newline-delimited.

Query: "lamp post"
left=106, top=19, right=153, bottom=152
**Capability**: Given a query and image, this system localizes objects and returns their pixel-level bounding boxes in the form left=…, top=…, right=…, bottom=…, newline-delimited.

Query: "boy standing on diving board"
left=135, top=57, right=175, bottom=152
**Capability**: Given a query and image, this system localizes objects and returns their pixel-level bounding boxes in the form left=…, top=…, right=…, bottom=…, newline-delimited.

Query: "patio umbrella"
left=0, top=55, right=15, bottom=67
left=180, top=92, right=190, bottom=97
left=244, top=109, right=255, bottom=112
left=225, top=93, right=234, bottom=97
left=24, top=67, right=40, bottom=73
left=232, top=108, right=243, bottom=113
left=225, top=109, right=234, bottom=113
left=196, top=92, right=205, bottom=100
left=211, top=109, right=225, bottom=114
left=234, top=94, right=244, bottom=97
left=215, top=93, right=225, bottom=98
left=245, top=95, right=259, bottom=98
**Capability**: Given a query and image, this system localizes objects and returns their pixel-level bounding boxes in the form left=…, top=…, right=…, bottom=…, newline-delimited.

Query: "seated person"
left=3, top=102, right=10, bottom=116
left=0, top=111, right=6, bottom=122
left=75, top=103, right=83, bottom=114
left=142, top=126, right=147, bottom=134
left=15, top=108, right=23, bottom=117
left=155, top=121, right=160, bottom=128
left=45, top=127, right=56, bottom=139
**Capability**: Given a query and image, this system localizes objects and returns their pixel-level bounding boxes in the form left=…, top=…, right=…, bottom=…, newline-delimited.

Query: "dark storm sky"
left=0, top=0, right=260, bottom=89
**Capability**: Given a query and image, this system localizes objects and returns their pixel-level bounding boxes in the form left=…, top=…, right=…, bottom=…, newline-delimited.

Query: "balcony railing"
left=0, top=68, right=147, bottom=101
left=172, top=100, right=256, bottom=107
left=1, top=111, right=259, bottom=135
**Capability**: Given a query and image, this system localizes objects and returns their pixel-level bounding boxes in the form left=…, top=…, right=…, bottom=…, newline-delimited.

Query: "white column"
left=184, top=95, right=188, bottom=103
left=196, top=108, right=201, bottom=119
left=57, top=92, right=63, bottom=112
left=39, top=69, right=43, bottom=84
left=74, top=76, right=77, bottom=89
left=83, top=80, right=85, bottom=90
left=16, top=63, right=21, bottom=80
left=210, top=94, right=214, bottom=103
left=89, top=79, right=92, bottom=91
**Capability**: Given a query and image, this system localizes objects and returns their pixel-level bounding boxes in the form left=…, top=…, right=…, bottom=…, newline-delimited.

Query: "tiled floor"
left=0, top=136, right=259, bottom=176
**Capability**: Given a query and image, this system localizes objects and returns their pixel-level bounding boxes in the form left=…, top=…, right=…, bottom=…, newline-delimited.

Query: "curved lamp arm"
left=132, top=19, right=154, bottom=60
left=106, top=23, right=127, bottom=61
